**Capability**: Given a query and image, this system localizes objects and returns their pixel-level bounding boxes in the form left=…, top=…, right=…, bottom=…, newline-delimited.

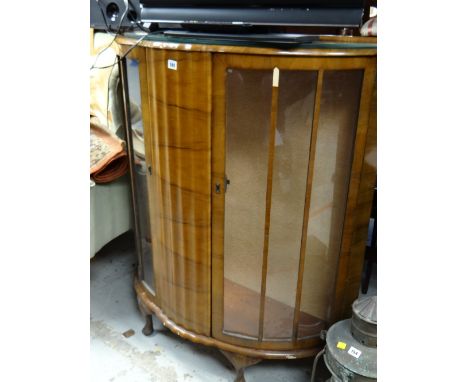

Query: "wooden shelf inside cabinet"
left=118, top=34, right=376, bottom=376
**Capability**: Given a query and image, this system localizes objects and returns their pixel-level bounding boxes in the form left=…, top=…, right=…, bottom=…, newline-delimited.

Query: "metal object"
left=311, top=296, right=377, bottom=382
left=215, top=178, right=229, bottom=194
left=351, top=296, right=377, bottom=347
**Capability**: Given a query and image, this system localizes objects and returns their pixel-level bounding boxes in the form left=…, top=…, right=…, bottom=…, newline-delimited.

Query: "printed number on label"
left=348, top=346, right=362, bottom=359
left=168, top=60, right=177, bottom=70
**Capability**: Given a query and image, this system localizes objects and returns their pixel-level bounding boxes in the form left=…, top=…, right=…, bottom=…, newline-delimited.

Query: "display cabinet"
left=117, top=34, right=376, bottom=381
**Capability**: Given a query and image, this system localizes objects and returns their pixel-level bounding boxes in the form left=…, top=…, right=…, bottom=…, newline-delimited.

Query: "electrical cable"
left=91, top=1, right=153, bottom=71
left=91, top=0, right=128, bottom=131
left=98, top=32, right=149, bottom=131
left=128, top=0, right=151, bottom=33
left=310, top=348, right=325, bottom=382
left=91, top=33, right=149, bottom=70
left=91, top=1, right=152, bottom=138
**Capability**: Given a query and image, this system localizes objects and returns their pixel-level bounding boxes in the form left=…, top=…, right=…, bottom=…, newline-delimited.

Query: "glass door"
left=212, top=54, right=374, bottom=349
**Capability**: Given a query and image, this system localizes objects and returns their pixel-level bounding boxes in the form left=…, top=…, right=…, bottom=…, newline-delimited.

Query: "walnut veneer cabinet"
left=117, top=34, right=376, bottom=381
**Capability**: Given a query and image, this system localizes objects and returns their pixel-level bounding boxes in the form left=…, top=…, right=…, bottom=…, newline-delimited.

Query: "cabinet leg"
left=142, top=314, right=154, bottom=336
left=220, top=350, right=261, bottom=382
left=234, top=369, right=245, bottom=382
left=137, top=297, right=154, bottom=336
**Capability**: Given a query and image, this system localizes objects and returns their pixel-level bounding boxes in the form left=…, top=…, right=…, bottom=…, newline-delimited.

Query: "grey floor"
left=91, top=232, right=376, bottom=382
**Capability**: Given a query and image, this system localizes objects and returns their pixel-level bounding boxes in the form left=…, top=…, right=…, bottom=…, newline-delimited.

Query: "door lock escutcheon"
left=215, top=176, right=230, bottom=194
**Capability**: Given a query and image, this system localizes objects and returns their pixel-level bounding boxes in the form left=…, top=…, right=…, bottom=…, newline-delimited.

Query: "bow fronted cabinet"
left=116, top=35, right=376, bottom=380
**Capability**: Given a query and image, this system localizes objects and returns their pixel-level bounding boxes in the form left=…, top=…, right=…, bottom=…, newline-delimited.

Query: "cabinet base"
left=134, top=277, right=322, bottom=360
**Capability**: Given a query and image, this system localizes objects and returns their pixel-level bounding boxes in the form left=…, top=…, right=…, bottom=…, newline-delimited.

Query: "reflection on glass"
left=298, top=70, right=363, bottom=338
left=263, top=70, right=318, bottom=340
left=223, top=69, right=272, bottom=339
left=126, top=58, right=155, bottom=294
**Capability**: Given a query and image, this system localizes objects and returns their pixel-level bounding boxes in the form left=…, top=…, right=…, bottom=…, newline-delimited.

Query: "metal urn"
left=311, top=295, right=377, bottom=382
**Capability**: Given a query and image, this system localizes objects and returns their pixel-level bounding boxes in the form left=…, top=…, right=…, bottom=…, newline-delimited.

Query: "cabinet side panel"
left=342, top=81, right=377, bottom=316
left=332, top=62, right=376, bottom=322
left=146, top=49, right=212, bottom=336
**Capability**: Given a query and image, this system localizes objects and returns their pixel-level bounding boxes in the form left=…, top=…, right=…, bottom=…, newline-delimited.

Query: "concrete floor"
left=91, top=232, right=376, bottom=382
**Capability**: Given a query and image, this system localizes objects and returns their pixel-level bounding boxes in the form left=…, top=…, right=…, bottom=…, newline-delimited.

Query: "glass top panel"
left=122, top=32, right=377, bottom=50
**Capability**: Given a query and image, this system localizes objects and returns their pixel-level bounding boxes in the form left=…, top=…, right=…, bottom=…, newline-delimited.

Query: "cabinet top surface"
left=116, top=33, right=377, bottom=57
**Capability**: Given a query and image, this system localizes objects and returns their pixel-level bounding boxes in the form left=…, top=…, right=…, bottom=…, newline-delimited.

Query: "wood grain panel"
left=211, top=54, right=227, bottom=343
left=144, top=48, right=212, bottom=336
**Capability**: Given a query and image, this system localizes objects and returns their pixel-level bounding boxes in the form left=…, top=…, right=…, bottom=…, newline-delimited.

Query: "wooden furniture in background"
left=117, top=35, right=377, bottom=381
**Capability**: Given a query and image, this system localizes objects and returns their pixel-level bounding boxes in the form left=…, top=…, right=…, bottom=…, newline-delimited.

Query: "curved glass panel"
left=263, top=70, right=318, bottom=340
left=223, top=69, right=273, bottom=339
left=126, top=58, right=155, bottom=294
left=298, top=69, right=363, bottom=338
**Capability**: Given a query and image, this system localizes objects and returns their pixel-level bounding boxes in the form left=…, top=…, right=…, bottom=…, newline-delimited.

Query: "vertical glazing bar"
left=258, top=67, right=280, bottom=340
left=118, top=55, right=144, bottom=280
left=292, top=70, right=324, bottom=340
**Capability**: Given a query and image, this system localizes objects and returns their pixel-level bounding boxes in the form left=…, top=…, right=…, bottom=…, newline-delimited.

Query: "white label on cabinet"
left=168, top=59, right=177, bottom=70
left=348, top=346, right=362, bottom=359
left=272, top=67, right=280, bottom=87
